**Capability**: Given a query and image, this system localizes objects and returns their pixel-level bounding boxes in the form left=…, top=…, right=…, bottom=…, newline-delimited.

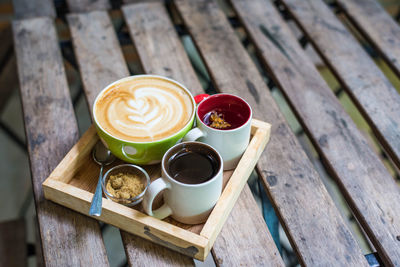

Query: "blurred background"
left=1, top=0, right=400, bottom=266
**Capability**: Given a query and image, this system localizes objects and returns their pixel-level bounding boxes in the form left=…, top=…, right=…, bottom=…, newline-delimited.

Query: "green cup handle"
left=121, top=144, right=146, bottom=161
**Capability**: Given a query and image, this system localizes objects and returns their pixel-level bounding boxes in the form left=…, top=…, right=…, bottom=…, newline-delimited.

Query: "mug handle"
left=194, top=94, right=210, bottom=104
left=183, top=127, right=205, bottom=142
left=183, top=93, right=209, bottom=142
left=142, top=178, right=173, bottom=219
left=121, top=144, right=146, bottom=161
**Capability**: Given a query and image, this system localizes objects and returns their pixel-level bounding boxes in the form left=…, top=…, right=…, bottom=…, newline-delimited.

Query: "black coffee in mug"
left=143, top=141, right=223, bottom=224
left=167, top=148, right=220, bottom=184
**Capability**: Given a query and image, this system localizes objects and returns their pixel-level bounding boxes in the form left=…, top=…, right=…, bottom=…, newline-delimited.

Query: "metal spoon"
left=89, top=141, right=116, bottom=216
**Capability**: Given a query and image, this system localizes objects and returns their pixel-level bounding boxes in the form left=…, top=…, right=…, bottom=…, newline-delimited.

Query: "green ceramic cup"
left=93, top=75, right=196, bottom=165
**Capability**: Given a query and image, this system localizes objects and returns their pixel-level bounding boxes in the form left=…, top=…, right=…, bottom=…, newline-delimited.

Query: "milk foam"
left=95, top=77, right=193, bottom=142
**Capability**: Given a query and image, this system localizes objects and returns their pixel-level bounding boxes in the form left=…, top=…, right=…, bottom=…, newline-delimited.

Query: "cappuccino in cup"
left=95, top=76, right=194, bottom=142
left=93, top=75, right=196, bottom=164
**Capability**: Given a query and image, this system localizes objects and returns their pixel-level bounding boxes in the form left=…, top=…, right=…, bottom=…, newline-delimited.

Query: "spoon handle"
left=89, top=165, right=104, bottom=216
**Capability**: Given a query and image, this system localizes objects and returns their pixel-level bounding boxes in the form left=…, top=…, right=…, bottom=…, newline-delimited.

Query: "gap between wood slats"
left=122, top=2, right=283, bottom=265
left=224, top=0, right=382, bottom=257
left=288, top=1, right=400, bottom=183
left=62, top=58, right=125, bottom=264
left=327, top=3, right=400, bottom=180
left=282, top=0, right=400, bottom=178
left=229, top=0, right=378, bottom=255
left=173, top=0, right=369, bottom=265
left=279, top=0, right=400, bottom=174
left=278, top=0, right=396, bottom=262
left=275, top=0, right=399, bottom=218
left=13, top=16, right=109, bottom=266
left=66, top=10, right=198, bottom=266
left=335, top=0, right=400, bottom=78
left=65, top=3, right=284, bottom=266
left=282, top=0, right=400, bottom=179
left=274, top=1, right=400, bottom=265
left=212, top=1, right=324, bottom=259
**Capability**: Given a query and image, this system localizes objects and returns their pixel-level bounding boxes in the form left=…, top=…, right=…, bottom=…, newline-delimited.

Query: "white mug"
left=142, top=141, right=223, bottom=224
left=184, top=94, right=252, bottom=170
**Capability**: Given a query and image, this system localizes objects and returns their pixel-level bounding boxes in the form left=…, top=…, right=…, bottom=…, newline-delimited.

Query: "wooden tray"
left=42, top=119, right=271, bottom=261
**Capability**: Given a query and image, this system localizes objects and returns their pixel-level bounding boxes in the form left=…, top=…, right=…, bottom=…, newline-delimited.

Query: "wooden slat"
left=174, top=0, right=369, bottom=265
left=67, top=10, right=194, bottom=265
left=66, top=0, right=111, bottom=13
left=122, top=2, right=283, bottom=266
left=211, top=185, right=281, bottom=265
left=336, top=0, right=400, bottom=77
left=67, top=11, right=128, bottom=108
left=122, top=2, right=203, bottom=95
left=123, top=0, right=160, bottom=4
left=281, top=0, right=400, bottom=171
left=121, top=232, right=194, bottom=266
left=231, top=0, right=400, bottom=265
left=12, top=0, right=55, bottom=19
left=13, top=17, right=109, bottom=266
left=0, top=219, right=26, bottom=267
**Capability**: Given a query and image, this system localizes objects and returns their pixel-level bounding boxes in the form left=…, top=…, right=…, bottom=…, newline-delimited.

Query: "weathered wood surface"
left=281, top=0, right=400, bottom=171
left=123, top=2, right=203, bottom=96
left=121, top=231, right=195, bottom=266
left=123, top=0, right=160, bottom=4
left=68, top=11, right=128, bottom=108
left=12, top=0, right=55, bottom=19
left=174, top=0, right=369, bottom=265
left=232, top=0, right=400, bottom=265
left=67, top=10, right=195, bottom=265
left=13, top=17, right=109, bottom=266
left=66, top=0, right=111, bottom=13
left=123, top=3, right=283, bottom=265
left=211, top=185, right=282, bottom=266
left=336, top=0, right=400, bottom=77
left=0, top=219, right=26, bottom=267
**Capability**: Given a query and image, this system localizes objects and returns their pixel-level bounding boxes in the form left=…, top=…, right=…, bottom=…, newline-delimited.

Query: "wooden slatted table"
left=11, top=0, right=400, bottom=266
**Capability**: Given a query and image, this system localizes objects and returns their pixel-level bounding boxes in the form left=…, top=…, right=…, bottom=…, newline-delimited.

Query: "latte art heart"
left=95, top=77, right=193, bottom=142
